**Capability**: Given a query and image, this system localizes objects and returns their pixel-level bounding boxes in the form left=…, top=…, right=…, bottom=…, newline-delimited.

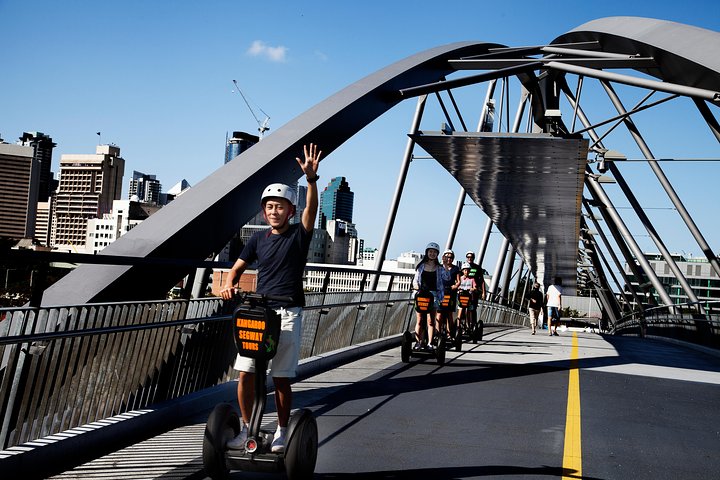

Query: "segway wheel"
left=436, top=336, right=446, bottom=366
left=454, top=332, right=462, bottom=352
left=202, top=403, right=240, bottom=480
left=477, top=320, right=484, bottom=341
left=401, top=331, right=413, bottom=363
left=285, top=409, right=318, bottom=480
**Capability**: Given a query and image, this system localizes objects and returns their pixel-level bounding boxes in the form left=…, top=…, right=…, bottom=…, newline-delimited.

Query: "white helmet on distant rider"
left=425, top=242, right=440, bottom=255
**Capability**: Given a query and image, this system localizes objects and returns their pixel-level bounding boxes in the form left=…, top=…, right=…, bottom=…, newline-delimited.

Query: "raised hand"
left=296, top=143, right=322, bottom=179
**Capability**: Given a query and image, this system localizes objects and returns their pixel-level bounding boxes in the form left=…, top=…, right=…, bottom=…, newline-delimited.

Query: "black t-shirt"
left=528, top=289, right=544, bottom=310
left=441, top=265, right=460, bottom=290
left=239, top=223, right=312, bottom=307
left=420, top=270, right=436, bottom=291
left=467, top=262, right=481, bottom=280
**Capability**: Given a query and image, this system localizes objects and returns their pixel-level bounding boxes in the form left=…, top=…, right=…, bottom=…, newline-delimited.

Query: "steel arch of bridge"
left=42, top=17, right=720, bottom=324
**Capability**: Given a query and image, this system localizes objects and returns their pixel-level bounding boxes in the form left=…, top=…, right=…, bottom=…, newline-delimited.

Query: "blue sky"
left=2, top=0, right=719, bottom=281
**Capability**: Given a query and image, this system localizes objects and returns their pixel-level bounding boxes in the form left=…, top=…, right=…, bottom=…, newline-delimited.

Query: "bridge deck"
left=48, top=326, right=720, bottom=479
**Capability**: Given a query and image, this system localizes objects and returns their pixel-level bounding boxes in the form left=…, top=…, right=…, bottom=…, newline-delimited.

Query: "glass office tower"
left=318, top=176, right=354, bottom=230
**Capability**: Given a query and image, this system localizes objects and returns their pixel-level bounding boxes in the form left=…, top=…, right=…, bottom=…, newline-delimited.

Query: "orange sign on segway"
left=233, top=303, right=281, bottom=360
left=414, top=290, right=434, bottom=313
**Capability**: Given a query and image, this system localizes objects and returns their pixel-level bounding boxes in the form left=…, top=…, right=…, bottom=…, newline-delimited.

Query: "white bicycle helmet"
left=461, top=262, right=471, bottom=270
left=425, top=242, right=440, bottom=253
left=443, top=249, right=455, bottom=257
left=261, top=183, right=296, bottom=206
left=465, top=250, right=475, bottom=257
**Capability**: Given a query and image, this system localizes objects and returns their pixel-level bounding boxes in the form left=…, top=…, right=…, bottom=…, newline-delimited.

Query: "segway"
left=457, top=290, right=481, bottom=344
left=203, top=292, right=318, bottom=480
left=438, top=291, right=461, bottom=352
left=401, top=290, right=446, bottom=366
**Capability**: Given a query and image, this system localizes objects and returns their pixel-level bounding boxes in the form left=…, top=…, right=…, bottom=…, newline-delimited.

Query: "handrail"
left=0, top=290, right=528, bottom=450
left=0, top=296, right=410, bottom=346
left=615, top=299, right=720, bottom=325
left=613, top=299, right=720, bottom=349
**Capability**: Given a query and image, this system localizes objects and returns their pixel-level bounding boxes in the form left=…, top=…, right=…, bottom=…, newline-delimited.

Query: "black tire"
left=401, top=331, right=412, bottom=363
left=477, top=320, right=484, bottom=341
left=286, top=410, right=318, bottom=480
left=436, top=336, right=446, bottom=366
left=454, top=333, right=462, bottom=352
left=203, top=403, right=239, bottom=480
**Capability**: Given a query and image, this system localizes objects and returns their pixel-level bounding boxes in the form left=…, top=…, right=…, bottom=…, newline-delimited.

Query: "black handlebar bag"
left=232, top=304, right=282, bottom=361
left=438, top=292, right=456, bottom=312
left=457, top=290, right=472, bottom=308
left=414, top=290, right=435, bottom=314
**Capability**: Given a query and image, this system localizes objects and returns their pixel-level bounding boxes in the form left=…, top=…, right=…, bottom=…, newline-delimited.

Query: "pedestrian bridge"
left=1, top=291, right=718, bottom=479
left=2, top=15, right=720, bottom=479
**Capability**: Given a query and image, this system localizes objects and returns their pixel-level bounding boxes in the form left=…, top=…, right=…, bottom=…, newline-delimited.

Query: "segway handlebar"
left=230, top=288, right=295, bottom=306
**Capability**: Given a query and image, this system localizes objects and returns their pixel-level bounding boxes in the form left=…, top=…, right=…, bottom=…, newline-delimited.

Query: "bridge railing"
left=613, top=300, right=720, bottom=350
left=0, top=277, right=529, bottom=450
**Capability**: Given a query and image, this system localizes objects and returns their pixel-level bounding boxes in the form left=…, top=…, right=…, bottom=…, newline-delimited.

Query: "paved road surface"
left=51, top=327, right=720, bottom=479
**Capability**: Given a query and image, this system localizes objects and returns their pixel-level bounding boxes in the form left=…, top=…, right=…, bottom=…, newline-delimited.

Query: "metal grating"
left=411, top=132, right=588, bottom=289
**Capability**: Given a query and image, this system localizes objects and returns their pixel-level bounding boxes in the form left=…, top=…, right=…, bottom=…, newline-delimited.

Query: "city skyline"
left=2, top=0, right=719, bottom=275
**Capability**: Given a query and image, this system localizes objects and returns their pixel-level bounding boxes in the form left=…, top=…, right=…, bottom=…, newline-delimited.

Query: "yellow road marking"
left=562, top=332, right=582, bottom=479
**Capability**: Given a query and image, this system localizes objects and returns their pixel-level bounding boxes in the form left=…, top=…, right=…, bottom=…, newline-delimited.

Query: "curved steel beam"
left=554, top=17, right=720, bottom=281
left=42, top=41, right=503, bottom=306
left=552, top=16, right=720, bottom=91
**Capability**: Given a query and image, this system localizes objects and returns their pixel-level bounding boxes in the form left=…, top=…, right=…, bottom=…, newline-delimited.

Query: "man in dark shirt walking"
left=527, top=282, right=544, bottom=335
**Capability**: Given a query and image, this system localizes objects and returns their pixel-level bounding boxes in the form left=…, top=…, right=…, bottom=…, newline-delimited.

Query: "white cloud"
left=314, top=50, right=329, bottom=62
left=247, top=40, right=288, bottom=62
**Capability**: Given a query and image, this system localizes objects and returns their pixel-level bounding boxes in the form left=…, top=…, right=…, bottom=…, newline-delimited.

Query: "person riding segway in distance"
left=412, top=242, right=443, bottom=350
left=220, top=143, right=322, bottom=453
left=464, top=251, right=486, bottom=336
left=457, top=262, right=478, bottom=335
left=438, top=249, right=460, bottom=341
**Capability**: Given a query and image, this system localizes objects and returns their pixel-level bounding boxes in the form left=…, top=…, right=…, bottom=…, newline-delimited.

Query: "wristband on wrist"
left=306, top=174, right=319, bottom=183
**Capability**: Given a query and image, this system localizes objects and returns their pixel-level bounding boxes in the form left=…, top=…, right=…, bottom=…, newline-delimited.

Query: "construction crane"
left=232, top=79, right=270, bottom=139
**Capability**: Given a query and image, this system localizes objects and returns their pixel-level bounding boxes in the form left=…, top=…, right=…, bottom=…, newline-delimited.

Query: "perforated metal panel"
left=411, top=132, right=588, bottom=289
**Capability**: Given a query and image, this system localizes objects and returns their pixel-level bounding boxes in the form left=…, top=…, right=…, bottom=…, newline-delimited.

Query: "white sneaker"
left=227, top=423, right=248, bottom=449
left=271, top=426, right=286, bottom=453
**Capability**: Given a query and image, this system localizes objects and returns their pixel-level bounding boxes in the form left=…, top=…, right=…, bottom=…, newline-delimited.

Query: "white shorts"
left=233, top=306, right=302, bottom=378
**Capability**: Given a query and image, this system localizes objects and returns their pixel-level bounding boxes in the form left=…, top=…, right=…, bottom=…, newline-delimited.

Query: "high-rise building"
left=324, top=219, right=359, bottom=265
left=225, top=131, right=259, bottom=164
left=318, top=176, right=354, bottom=230
left=52, top=145, right=125, bottom=251
left=0, top=140, right=38, bottom=240
left=18, top=132, right=56, bottom=202
left=128, top=170, right=161, bottom=204
left=160, top=179, right=191, bottom=205
left=35, top=198, right=53, bottom=246
left=85, top=199, right=158, bottom=254
left=624, top=252, right=720, bottom=311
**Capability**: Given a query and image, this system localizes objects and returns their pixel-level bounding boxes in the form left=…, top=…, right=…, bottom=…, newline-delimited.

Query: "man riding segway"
left=465, top=251, right=486, bottom=341
left=220, top=143, right=321, bottom=453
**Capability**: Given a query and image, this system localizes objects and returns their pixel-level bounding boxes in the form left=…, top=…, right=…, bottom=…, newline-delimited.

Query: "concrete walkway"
left=45, top=326, right=720, bottom=479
